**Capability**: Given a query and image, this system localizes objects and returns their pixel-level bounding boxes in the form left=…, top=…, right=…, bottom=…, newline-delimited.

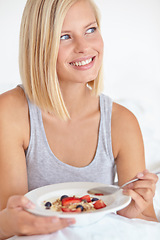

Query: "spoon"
left=87, top=171, right=160, bottom=196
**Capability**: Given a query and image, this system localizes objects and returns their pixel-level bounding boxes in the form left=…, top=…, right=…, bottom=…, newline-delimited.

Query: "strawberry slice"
left=61, top=207, right=82, bottom=213
left=94, top=193, right=104, bottom=196
left=61, top=207, right=72, bottom=212
left=80, top=195, right=91, bottom=202
left=61, top=197, right=81, bottom=206
left=93, top=200, right=106, bottom=209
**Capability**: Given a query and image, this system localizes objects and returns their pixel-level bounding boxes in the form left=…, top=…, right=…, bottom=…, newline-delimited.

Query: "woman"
left=0, top=0, right=158, bottom=238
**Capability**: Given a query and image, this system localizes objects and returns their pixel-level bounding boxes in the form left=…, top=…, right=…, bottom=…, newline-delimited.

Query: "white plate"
left=25, top=182, right=131, bottom=226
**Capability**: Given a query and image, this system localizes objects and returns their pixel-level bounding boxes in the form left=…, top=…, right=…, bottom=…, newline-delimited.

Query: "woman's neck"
left=60, top=83, right=92, bottom=119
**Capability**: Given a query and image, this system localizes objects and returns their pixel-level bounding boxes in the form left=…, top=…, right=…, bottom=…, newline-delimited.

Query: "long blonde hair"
left=19, top=0, right=103, bottom=120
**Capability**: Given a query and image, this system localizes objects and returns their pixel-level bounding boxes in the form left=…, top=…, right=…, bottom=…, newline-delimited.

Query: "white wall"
left=0, top=0, right=26, bottom=92
left=97, top=0, right=160, bottom=101
left=0, top=0, right=160, bottom=169
left=95, top=0, right=160, bottom=170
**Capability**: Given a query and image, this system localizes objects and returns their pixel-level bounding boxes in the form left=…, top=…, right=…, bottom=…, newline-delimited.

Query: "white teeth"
left=71, top=58, right=92, bottom=66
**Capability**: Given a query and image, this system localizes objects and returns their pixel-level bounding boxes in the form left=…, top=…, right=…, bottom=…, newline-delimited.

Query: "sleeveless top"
left=23, top=89, right=115, bottom=191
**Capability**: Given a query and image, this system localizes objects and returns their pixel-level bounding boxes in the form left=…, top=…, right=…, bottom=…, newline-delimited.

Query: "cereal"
left=43, top=194, right=106, bottom=213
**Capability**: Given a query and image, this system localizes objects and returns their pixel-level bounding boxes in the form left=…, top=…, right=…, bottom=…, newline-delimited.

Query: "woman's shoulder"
left=112, top=102, right=139, bottom=133
left=100, top=94, right=138, bottom=126
left=112, top=101, right=137, bottom=121
left=0, top=86, right=29, bottom=149
left=0, top=86, right=28, bottom=117
left=111, top=102, right=143, bottom=158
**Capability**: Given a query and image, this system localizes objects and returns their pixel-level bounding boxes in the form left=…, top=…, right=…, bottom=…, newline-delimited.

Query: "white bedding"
left=11, top=212, right=160, bottom=240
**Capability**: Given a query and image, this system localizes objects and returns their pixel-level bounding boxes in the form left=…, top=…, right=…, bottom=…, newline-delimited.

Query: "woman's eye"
left=86, top=27, right=97, bottom=34
left=60, top=34, right=70, bottom=40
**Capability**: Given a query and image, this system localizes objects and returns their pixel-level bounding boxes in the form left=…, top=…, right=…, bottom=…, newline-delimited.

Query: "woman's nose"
left=74, top=37, right=89, bottom=53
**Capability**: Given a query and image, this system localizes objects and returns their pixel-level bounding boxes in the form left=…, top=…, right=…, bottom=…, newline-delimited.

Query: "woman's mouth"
left=69, top=57, right=95, bottom=70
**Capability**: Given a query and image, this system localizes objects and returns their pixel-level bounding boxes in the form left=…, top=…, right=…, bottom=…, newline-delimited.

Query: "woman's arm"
left=0, top=88, right=29, bottom=209
left=0, top=195, right=75, bottom=239
left=111, top=102, right=158, bottom=221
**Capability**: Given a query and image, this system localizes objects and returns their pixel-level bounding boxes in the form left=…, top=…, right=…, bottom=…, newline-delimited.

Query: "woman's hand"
left=117, top=170, right=158, bottom=220
left=0, top=195, right=76, bottom=239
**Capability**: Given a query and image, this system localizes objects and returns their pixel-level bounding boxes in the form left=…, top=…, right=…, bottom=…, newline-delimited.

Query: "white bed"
left=10, top=212, right=160, bottom=240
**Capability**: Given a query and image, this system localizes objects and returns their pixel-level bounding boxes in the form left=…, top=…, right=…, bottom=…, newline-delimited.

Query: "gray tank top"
left=24, top=91, right=115, bottom=191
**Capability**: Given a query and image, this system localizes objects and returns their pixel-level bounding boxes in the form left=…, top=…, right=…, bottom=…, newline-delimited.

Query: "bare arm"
left=111, top=103, right=158, bottom=221
left=0, top=88, right=29, bottom=209
left=0, top=195, right=75, bottom=239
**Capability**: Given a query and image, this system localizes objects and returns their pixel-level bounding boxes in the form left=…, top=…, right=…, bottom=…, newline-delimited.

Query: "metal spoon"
left=87, top=171, right=160, bottom=196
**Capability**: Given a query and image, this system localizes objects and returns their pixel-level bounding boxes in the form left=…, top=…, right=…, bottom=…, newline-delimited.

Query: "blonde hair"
left=19, top=0, right=103, bottom=120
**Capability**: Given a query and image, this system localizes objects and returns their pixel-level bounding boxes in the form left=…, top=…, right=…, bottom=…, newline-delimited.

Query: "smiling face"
left=56, top=0, right=104, bottom=86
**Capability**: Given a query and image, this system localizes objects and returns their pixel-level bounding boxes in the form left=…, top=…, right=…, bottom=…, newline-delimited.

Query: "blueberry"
left=45, top=201, right=52, bottom=209
left=76, top=205, right=84, bottom=211
left=91, top=198, right=99, bottom=202
left=60, top=195, right=69, bottom=201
